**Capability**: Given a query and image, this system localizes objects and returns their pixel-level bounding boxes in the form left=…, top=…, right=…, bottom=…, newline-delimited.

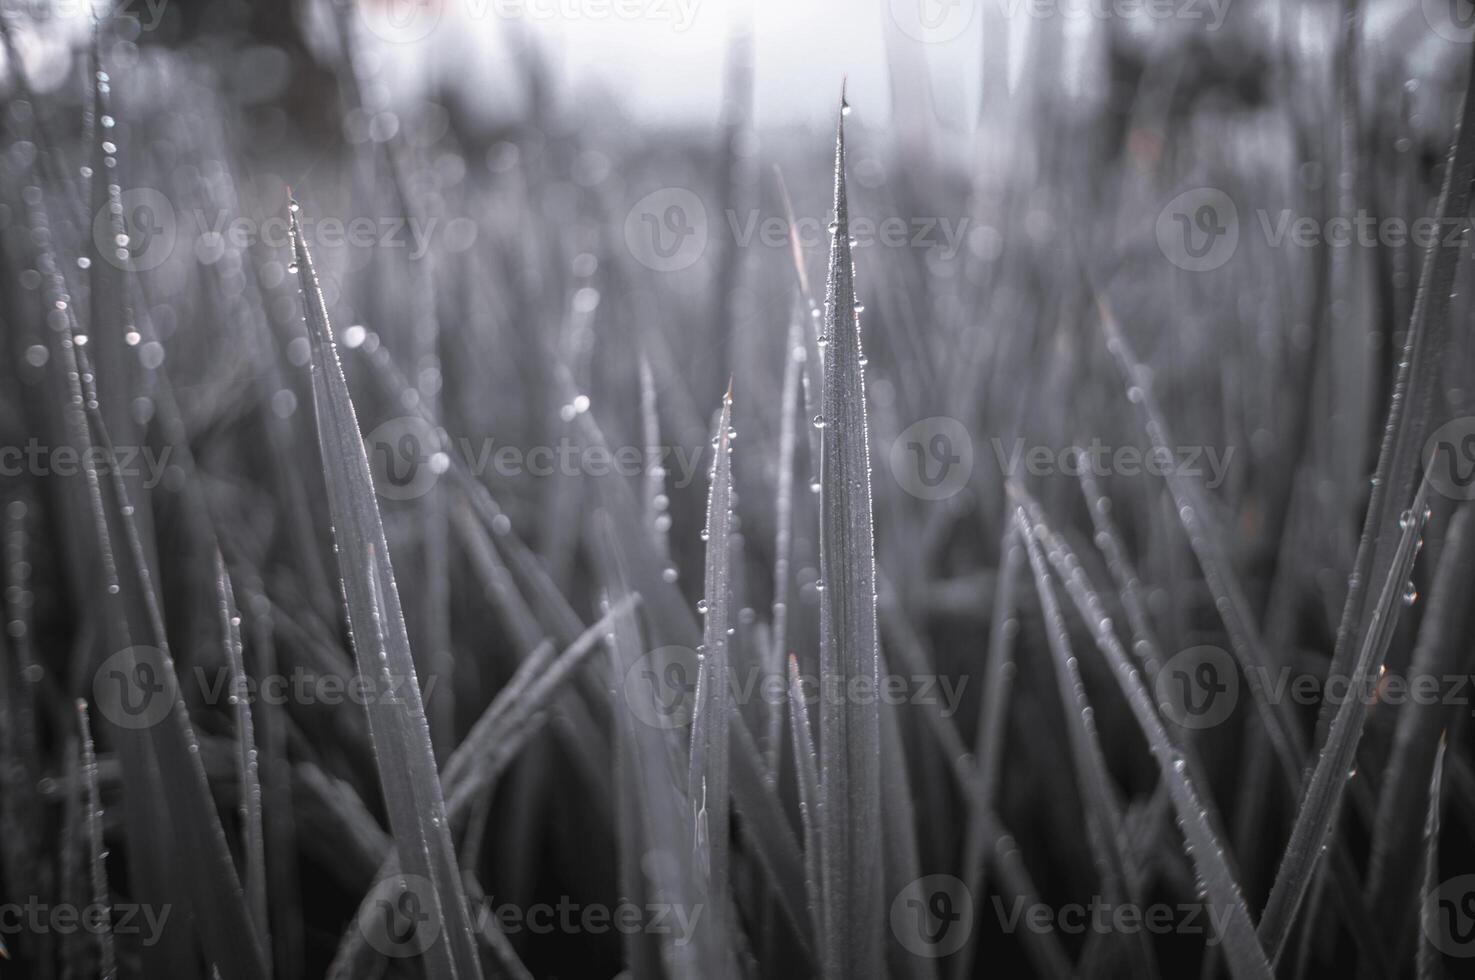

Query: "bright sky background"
left=362, top=0, right=997, bottom=130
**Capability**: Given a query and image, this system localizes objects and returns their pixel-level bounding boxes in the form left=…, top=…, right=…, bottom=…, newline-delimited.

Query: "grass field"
left=2, top=1, right=1475, bottom=978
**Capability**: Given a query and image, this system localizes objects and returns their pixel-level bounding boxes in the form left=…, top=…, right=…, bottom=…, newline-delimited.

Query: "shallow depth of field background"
left=3, top=0, right=1475, bottom=978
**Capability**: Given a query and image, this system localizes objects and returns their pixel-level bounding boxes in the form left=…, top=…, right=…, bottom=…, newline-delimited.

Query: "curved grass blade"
left=288, top=200, right=482, bottom=980
left=330, top=598, right=635, bottom=978
left=1016, top=507, right=1158, bottom=980
left=1010, top=484, right=1273, bottom=980
left=815, top=88, right=884, bottom=980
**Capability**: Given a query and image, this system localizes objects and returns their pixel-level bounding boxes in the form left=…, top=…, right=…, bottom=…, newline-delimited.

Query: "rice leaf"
left=1015, top=506, right=1158, bottom=980
left=1369, top=501, right=1475, bottom=965
left=952, top=524, right=1021, bottom=980
left=329, top=598, right=635, bottom=978
left=75, top=701, right=115, bottom=980
left=687, top=382, right=735, bottom=961
left=787, top=654, right=823, bottom=947
left=214, top=552, right=269, bottom=966
left=766, top=308, right=805, bottom=781
left=1417, top=737, right=1446, bottom=980
left=1258, top=475, right=1433, bottom=964
left=1319, top=40, right=1475, bottom=748
left=593, top=511, right=716, bottom=979
left=288, top=199, right=482, bottom=980
left=1010, top=484, right=1273, bottom=980
left=815, top=88, right=884, bottom=980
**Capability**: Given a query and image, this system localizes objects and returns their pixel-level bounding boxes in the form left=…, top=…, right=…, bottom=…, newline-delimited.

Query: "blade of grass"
left=1010, top=484, right=1273, bottom=980
left=687, top=383, right=735, bottom=962
left=593, top=511, right=716, bottom=979
left=215, top=552, right=269, bottom=967
left=952, top=523, right=1021, bottom=980
left=289, top=199, right=481, bottom=980
left=330, top=598, right=636, bottom=978
left=1016, top=506, right=1158, bottom=980
left=1258, top=475, right=1433, bottom=963
left=815, top=87, right=884, bottom=980
left=766, top=308, right=804, bottom=782
left=1418, top=736, right=1447, bottom=980
left=75, top=701, right=116, bottom=980
left=1317, top=40, right=1475, bottom=749
left=787, top=654, right=823, bottom=948
left=1369, top=501, right=1475, bottom=966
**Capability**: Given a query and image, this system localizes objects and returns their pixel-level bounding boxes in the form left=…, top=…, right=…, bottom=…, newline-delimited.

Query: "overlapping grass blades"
left=1257, top=475, right=1433, bottom=963
left=1010, top=483, right=1273, bottom=980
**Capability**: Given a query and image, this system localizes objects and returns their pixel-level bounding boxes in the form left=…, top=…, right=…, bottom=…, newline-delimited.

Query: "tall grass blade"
left=815, top=88, right=884, bottom=980
left=1258, top=476, right=1433, bottom=963
left=1011, top=484, right=1273, bottom=980
left=688, top=382, right=734, bottom=962
left=75, top=701, right=115, bottom=980
left=214, top=552, right=269, bottom=965
left=1369, top=501, right=1475, bottom=965
left=1319, top=41, right=1475, bottom=747
left=787, top=654, right=823, bottom=946
left=1016, top=506, right=1157, bottom=980
left=288, top=200, right=482, bottom=980
left=1418, top=737, right=1447, bottom=980
left=766, top=311, right=804, bottom=780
